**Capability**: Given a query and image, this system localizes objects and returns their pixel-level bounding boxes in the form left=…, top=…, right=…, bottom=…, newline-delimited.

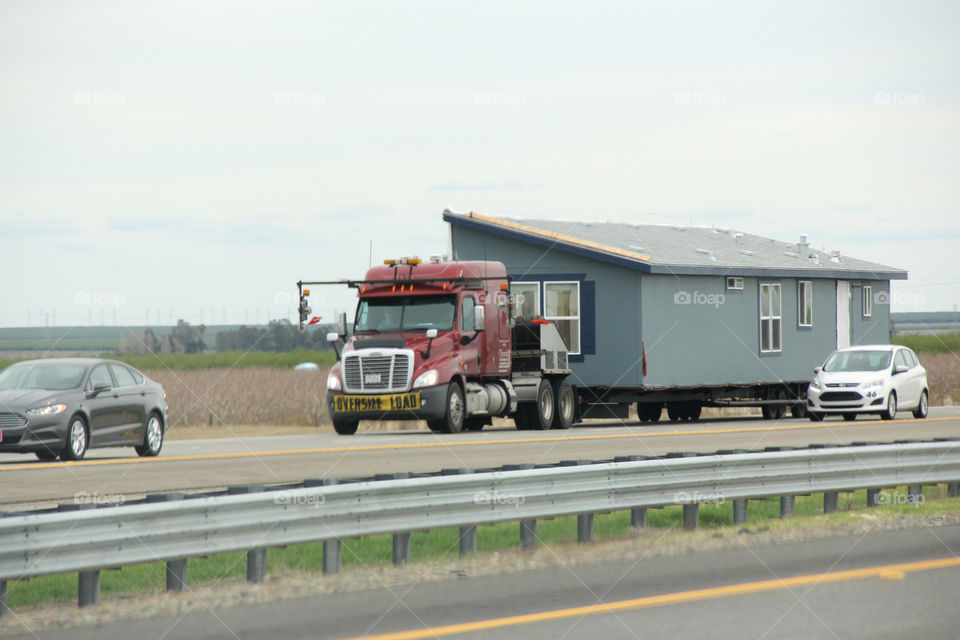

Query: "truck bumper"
left=327, top=384, right=450, bottom=422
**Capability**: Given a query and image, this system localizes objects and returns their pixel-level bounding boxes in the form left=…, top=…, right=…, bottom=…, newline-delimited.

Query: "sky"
left=1, top=0, right=958, bottom=329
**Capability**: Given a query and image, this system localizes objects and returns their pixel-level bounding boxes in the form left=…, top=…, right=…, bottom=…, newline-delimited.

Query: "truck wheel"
left=667, top=404, right=681, bottom=421
left=529, top=379, right=555, bottom=430
left=761, top=406, right=774, bottom=420
left=636, top=403, right=662, bottom=423
left=790, top=403, right=807, bottom=419
left=464, top=417, right=487, bottom=431
left=434, top=383, right=465, bottom=433
left=333, top=419, right=359, bottom=435
left=551, top=379, right=575, bottom=429
left=685, top=402, right=701, bottom=422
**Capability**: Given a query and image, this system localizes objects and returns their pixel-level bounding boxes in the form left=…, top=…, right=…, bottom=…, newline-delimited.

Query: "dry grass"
left=917, top=352, right=960, bottom=406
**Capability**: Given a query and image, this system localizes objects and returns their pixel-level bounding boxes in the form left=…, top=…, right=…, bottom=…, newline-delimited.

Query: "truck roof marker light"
left=392, top=285, right=396, bottom=292
left=500, top=283, right=508, bottom=291
left=400, top=284, right=405, bottom=291
left=408, top=258, right=421, bottom=265
left=384, top=259, right=396, bottom=266
left=361, top=286, right=366, bottom=293
left=442, top=283, right=447, bottom=290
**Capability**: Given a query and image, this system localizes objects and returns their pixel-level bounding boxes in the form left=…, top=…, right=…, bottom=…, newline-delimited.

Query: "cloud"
left=832, top=203, right=875, bottom=214
left=428, top=181, right=537, bottom=192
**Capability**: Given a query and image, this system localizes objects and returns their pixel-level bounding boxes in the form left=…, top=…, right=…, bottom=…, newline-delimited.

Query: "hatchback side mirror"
left=893, top=364, right=908, bottom=375
left=813, top=366, right=821, bottom=374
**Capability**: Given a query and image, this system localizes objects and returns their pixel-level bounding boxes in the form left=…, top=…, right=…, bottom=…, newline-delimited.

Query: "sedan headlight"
left=413, top=369, right=439, bottom=389
left=327, top=371, right=342, bottom=391
left=26, top=404, right=67, bottom=417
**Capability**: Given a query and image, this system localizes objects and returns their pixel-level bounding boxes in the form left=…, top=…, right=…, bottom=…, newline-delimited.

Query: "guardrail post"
left=949, top=483, right=960, bottom=498
left=780, top=495, right=795, bottom=518
left=147, top=493, right=188, bottom=591
left=908, top=484, right=922, bottom=502
left=733, top=499, right=748, bottom=524
left=228, top=486, right=268, bottom=583
left=631, top=508, right=646, bottom=529
left=577, top=514, right=594, bottom=542
left=393, top=533, right=411, bottom=566
left=823, top=491, right=839, bottom=514
left=305, top=479, right=342, bottom=574
left=59, top=502, right=100, bottom=607
left=459, top=525, right=477, bottom=557
left=866, top=488, right=881, bottom=507
left=683, top=504, right=699, bottom=530
left=0, top=580, right=7, bottom=618
left=520, top=520, right=537, bottom=549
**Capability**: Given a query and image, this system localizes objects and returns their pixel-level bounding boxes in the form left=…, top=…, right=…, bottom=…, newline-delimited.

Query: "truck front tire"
left=333, top=419, right=359, bottom=435
left=428, top=383, right=465, bottom=433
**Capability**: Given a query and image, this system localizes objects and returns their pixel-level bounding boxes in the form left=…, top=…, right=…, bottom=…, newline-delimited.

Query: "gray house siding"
left=450, top=217, right=898, bottom=390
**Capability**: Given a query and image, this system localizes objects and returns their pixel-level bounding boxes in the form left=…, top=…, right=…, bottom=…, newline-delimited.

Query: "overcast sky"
left=1, top=0, right=958, bottom=329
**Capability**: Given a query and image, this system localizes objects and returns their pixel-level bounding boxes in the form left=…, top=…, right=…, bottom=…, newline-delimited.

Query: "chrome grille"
left=0, top=413, right=27, bottom=428
left=342, top=349, right=414, bottom=393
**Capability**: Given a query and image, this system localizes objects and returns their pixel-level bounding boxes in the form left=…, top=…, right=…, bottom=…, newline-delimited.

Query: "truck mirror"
left=326, top=332, right=340, bottom=343
left=426, top=328, right=438, bottom=339
left=474, top=305, right=485, bottom=331
left=337, top=311, right=348, bottom=337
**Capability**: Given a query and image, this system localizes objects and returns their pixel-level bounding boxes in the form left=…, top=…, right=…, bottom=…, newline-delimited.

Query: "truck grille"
left=819, top=391, right=862, bottom=402
left=343, top=349, right=414, bottom=393
left=0, top=413, right=27, bottom=428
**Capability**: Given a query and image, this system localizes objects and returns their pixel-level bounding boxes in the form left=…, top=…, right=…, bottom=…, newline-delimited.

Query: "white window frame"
left=544, top=280, right=581, bottom=356
left=511, top=281, right=541, bottom=320
left=798, top=280, right=813, bottom=327
left=759, top=282, right=782, bottom=353
left=863, top=285, right=872, bottom=317
left=726, top=276, right=744, bottom=291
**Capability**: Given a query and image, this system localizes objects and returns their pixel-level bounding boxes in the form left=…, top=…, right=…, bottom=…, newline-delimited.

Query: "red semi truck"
left=299, top=256, right=576, bottom=435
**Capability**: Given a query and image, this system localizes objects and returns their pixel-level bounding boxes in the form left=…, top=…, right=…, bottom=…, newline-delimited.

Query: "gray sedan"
left=0, top=358, right=168, bottom=461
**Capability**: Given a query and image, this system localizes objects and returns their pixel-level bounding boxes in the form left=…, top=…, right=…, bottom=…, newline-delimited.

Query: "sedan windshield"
left=822, top=350, right=892, bottom=372
left=355, top=295, right=456, bottom=333
left=0, top=363, right=86, bottom=391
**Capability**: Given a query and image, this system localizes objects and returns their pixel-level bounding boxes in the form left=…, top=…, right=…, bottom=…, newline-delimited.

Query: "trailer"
left=299, top=257, right=576, bottom=434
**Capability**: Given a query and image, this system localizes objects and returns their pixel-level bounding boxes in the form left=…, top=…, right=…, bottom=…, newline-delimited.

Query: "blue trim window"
left=798, top=280, right=813, bottom=327
left=511, top=282, right=540, bottom=321
left=863, top=285, right=872, bottom=317
left=545, top=281, right=581, bottom=355
left=760, top=282, right=782, bottom=353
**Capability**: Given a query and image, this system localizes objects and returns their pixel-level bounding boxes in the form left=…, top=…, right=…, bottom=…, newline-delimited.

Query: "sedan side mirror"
left=90, top=382, right=112, bottom=397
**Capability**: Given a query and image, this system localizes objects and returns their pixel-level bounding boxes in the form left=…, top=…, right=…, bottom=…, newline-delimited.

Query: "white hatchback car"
left=807, top=345, right=929, bottom=421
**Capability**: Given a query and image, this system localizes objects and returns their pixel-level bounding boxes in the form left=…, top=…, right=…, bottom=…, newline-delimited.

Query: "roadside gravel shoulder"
left=4, top=508, right=960, bottom=636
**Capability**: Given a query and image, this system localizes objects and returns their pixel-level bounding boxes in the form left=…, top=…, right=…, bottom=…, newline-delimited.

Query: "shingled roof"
left=443, top=210, right=907, bottom=280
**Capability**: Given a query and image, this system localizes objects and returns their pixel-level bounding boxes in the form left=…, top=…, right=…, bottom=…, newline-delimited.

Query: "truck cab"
left=324, top=257, right=519, bottom=434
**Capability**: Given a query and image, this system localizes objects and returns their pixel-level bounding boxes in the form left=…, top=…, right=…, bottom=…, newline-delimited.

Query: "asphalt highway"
left=1, top=407, right=958, bottom=509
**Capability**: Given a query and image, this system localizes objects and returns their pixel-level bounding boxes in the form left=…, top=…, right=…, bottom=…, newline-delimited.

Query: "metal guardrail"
left=1, top=440, right=959, bottom=609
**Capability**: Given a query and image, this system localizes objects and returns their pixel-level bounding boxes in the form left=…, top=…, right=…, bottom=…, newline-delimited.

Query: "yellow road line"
left=343, top=556, right=960, bottom=640
left=1, top=416, right=954, bottom=472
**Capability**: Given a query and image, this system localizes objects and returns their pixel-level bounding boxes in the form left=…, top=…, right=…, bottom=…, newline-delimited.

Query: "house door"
left=836, top=280, right=851, bottom=348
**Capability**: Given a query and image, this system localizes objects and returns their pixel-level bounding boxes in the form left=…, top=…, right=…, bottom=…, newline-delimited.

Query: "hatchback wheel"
left=881, top=393, right=897, bottom=421
left=60, top=416, right=89, bottom=461
left=913, top=390, right=929, bottom=419
left=842, top=413, right=857, bottom=421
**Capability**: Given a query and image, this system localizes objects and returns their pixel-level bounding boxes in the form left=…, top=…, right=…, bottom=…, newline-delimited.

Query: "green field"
left=5, top=486, right=957, bottom=610
left=892, top=332, right=960, bottom=354
left=0, top=350, right=336, bottom=372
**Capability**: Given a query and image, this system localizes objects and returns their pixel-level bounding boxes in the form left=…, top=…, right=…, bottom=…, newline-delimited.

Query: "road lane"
left=1, top=407, right=958, bottom=508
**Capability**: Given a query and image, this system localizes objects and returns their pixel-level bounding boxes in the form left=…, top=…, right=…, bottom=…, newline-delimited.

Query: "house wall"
left=451, top=223, right=894, bottom=389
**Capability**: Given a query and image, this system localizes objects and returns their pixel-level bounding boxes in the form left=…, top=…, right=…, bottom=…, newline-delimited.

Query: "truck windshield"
left=355, top=295, right=456, bottom=333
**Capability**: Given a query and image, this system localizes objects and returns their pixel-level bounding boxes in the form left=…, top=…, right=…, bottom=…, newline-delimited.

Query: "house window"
left=511, top=282, right=540, bottom=321
left=544, top=281, right=580, bottom=355
left=798, top=280, right=813, bottom=327
left=726, top=276, right=744, bottom=291
left=760, top=282, right=782, bottom=353
left=863, top=285, right=872, bottom=317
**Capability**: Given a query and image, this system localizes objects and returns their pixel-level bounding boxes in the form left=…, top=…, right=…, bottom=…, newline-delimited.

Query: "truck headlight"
left=327, top=371, right=342, bottom=391
left=26, top=404, right=67, bottom=417
left=413, top=369, right=439, bottom=389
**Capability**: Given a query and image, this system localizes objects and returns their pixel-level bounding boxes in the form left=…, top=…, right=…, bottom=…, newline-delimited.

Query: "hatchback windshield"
left=822, top=350, right=892, bottom=372
left=355, top=295, right=456, bottom=333
left=0, top=363, right=86, bottom=391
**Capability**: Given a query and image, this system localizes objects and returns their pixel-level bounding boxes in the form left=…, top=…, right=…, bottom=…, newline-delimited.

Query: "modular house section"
left=444, top=210, right=906, bottom=404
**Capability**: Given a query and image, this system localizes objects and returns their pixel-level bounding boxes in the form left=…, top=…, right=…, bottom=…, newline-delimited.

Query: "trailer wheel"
left=684, top=402, right=701, bottom=421
left=790, top=403, right=807, bottom=419
left=667, top=404, right=681, bottom=422
left=333, top=419, right=359, bottom=435
left=636, top=403, right=662, bottom=423
left=551, top=379, right=575, bottom=429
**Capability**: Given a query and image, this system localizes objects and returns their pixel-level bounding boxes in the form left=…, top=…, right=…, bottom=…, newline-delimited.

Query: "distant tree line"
left=214, top=319, right=334, bottom=352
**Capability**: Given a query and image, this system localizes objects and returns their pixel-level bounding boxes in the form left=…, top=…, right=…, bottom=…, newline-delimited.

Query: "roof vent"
left=695, top=248, right=718, bottom=261
left=784, top=251, right=800, bottom=258
left=738, top=249, right=755, bottom=256
left=429, top=254, right=443, bottom=263
left=798, top=233, right=810, bottom=254
left=629, top=244, right=645, bottom=251
left=732, top=232, right=743, bottom=242
left=808, top=253, right=820, bottom=265
left=830, top=250, right=841, bottom=264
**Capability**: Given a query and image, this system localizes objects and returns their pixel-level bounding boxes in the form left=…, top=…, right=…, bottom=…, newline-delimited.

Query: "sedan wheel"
left=60, top=416, right=88, bottom=461
left=136, top=414, right=164, bottom=457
